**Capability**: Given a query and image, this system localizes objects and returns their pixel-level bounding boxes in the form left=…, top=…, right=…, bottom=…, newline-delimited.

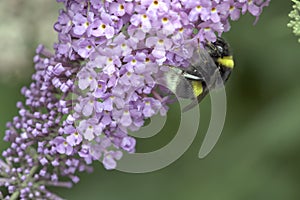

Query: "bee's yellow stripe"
left=192, top=81, right=203, bottom=97
left=217, top=56, right=234, bottom=69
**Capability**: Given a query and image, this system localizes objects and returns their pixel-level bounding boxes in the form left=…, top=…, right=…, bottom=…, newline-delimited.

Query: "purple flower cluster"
left=0, top=46, right=92, bottom=199
left=55, top=0, right=270, bottom=61
left=52, top=0, right=270, bottom=168
left=1, top=0, right=270, bottom=199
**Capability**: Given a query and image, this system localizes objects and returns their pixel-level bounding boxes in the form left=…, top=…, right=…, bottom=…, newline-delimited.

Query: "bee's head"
left=205, top=37, right=234, bottom=82
left=205, top=37, right=231, bottom=59
left=213, top=37, right=231, bottom=57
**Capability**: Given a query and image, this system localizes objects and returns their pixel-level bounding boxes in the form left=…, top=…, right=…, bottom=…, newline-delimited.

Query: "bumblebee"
left=163, top=37, right=234, bottom=112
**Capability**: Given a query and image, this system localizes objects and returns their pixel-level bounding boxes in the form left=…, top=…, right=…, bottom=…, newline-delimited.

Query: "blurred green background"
left=1, top=1, right=300, bottom=200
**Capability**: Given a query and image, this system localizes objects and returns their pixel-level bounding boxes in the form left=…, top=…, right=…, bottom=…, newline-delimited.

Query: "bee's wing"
left=158, top=66, right=196, bottom=99
left=186, top=47, right=220, bottom=88
left=158, top=65, right=208, bottom=112
left=181, top=48, right=223, bottom=112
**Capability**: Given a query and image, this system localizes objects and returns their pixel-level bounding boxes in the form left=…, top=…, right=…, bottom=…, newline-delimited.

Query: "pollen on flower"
left=162, top=17, right=169, bottom=23
left=158, top=39, right=164, bottom=45
left=107, top=58, right=113, bottom=63
left=131, top=59, right=137, bottom=64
